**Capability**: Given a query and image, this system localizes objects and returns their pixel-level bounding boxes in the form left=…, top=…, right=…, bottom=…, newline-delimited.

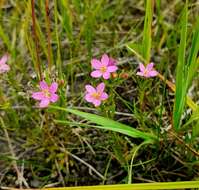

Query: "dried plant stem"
left=55, top=159, right=66, bottom=186
left=31, top=0, right=42, bottom=80
left=45, top=0, right=53, bottom=74
left=170, top=131, right=199, bottom=158
left=0, top=118, right=29, bottom=188
left=46, top=130, right=105, bottom=180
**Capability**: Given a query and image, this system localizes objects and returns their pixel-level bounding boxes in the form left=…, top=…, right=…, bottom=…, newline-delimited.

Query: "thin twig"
left=170, top=131, right=199, bottom=158
left=0, top=118, right=29, bottom=188
left=55, top=159, right=66, bottom=186
left=60, top=146, right=105, bottom=180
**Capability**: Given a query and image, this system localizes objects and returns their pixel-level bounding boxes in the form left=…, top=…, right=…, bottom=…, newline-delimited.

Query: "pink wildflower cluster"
left=0, top=50, right=158, bottom=109
left=0, top=49, right=158, bottom=109
left=85, top=54, right=118, bottom=107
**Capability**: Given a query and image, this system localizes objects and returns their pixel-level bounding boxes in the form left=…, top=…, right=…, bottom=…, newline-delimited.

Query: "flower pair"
left=85, top=54, right=118, bottom=107
left=32, top=79, right=108, bottom=108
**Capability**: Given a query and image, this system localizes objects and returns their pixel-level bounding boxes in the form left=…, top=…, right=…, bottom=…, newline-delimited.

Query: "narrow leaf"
left=50, top=106, right=157, bottom=141
left=173, top=2, right=188, bottom=130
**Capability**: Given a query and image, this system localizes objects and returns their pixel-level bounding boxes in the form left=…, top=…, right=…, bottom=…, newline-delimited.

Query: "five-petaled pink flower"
left=0, top=54, right=10, bottom=74
left=32, top=81, right=59, bottom=108
left=136, top=62, right=158, bottom=78
left=85, top=82, right=108, bottom=107
left=91, top=54, right=118, bottom=80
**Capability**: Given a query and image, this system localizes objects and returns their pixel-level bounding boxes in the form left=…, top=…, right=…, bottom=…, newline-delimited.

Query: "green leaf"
left=187, top=17, right=199, bottom=88
left=173, top=2, right=188, bottom=130
left=43, top=181, right=199, bottom=190
left=50, top=106, right=157, bottom=141
left=142, top=0, right=153, bottom=64
left=60, top=0, right=73, bottom=42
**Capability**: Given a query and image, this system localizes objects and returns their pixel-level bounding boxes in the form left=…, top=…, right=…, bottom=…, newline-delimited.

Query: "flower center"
left=100, top=66, right=107, bottom=73
left=43, top=89, right=51, bottom=97
left=143, top=69, right=149, bottom=76
left=92, top=92, right=101, bottom=99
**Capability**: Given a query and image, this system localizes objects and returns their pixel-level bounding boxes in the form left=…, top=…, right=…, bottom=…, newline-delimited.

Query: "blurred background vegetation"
left=0, top=0, right=199, bottom=188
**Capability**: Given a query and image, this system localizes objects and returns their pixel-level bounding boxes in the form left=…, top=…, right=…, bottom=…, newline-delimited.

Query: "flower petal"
left=101, top=54, right=109, bottom=66
left=96, top=82, right=105, bottom=93
left=50, top=94, right=59, bottom=103
left=91, top=70, right=102, bottom=78
left=85, top=93, right=94, bottom=103
left=32, top=92, right=45, bottom=100
left=103, top=72, right=110, bottom=79
left=0, top=54, right=8, bottom=65
left=108, top=58, right=117, bottom=66
left=40, top=81, right=49, bottom=90
left=0, top=64, right=10, bottom=73
left=148, top=70, right=158, bottom=77
left=100, top=92, right=108, bottom=100
left=139, top=63, right=145, bottom=72
left=146, top=62, right=154, bottom=71
left=39, top=99, right=50, bottom=108
left=107, top=66, right=118, bottom=72
left=93, top=99, right=101, bottom=107
left=85, top=85, right=96, bottom=93
left=136, top=71, right=144, bottom=76
left=49, top=82, right=58, bottom=93
left=91, top=59, right=101, bottom=69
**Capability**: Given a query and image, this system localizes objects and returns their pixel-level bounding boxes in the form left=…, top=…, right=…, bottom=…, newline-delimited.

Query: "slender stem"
left=170, top=131, right=199, bottom=158
left=45, top=0, right=53, bottom=75
left=31, top=0, right=42, bottom=80
left=0, top=117, right=29, bottom=188
left=54, top=0, right=62, bottom=79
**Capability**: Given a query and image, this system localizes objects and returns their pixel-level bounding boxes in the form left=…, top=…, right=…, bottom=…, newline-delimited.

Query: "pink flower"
left=91, top=54, right=118, bottom=79
left=136, top=62, right=158, bottom=78
left=85, top=82, right=108, bottom=107
left=0, top=54, right=10, bottom=74
left=32, top=80, right=59, bottom=108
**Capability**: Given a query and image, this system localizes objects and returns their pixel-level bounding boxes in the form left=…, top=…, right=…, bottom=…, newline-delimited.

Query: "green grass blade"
left=173, top=1, right=188, bottom=130
left=50, top=106, right=157, bottom=141
left=44, top=181, right=199, bottom=190
left=183, top=109, right=199, bottom=128
left=187, top=17, right=199, bottom=88
left=60, top=0, right=73, bottom=42
left=0, top=24, right=12, bottom=51
left=142, top=0, right=153, bottom=64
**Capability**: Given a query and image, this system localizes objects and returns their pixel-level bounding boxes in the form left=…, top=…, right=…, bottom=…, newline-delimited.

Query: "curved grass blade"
left=50, top=106, right=157, bottom=141
left=41, top=181, right=199, bottom=190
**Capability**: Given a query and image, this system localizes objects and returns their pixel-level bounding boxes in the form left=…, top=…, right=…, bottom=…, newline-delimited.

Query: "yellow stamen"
left=144, top=69, right=149, bottom=76
left=43, top=89, right=50, bottom=97
left=100, top=66, right=107, bottom=73
left=92, top=92, right=101, bottom=100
